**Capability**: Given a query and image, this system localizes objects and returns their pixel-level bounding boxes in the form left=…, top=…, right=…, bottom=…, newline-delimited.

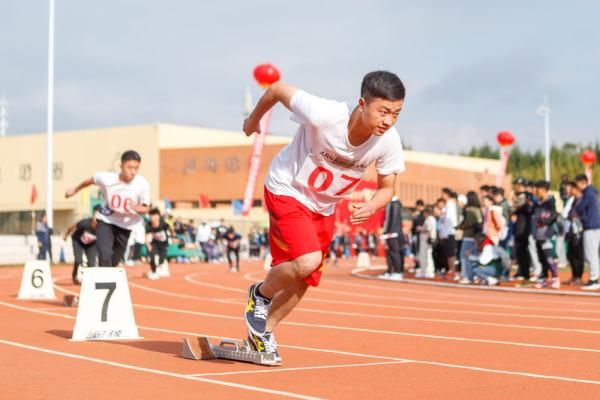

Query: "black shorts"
left=441, top=235, right=457, bottom=258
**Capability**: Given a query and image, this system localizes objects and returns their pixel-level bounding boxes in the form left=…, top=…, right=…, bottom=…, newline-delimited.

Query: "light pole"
left=537, top=95, right=550, bottom=182
left=46, top=0, right=55, bottom=228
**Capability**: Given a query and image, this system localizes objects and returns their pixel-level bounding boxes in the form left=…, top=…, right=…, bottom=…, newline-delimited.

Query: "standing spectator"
left=526, top=181, right=543, bottom=280
left=440, top=188, right=459, bottom=279
left=225, top=227, right=242, bottom=272
left=381, top=195, right=404, bottom=280
left=260, top=227, right=270, bottom=260
left=511, top=177, right=532, bottom=280
left=532, top=181, right=560, bottom=289
left=492, top=187, right=512, bottom=276
left=196, top=221, right=212, bottom=262
left=368, top=231, right=379, bottom=257
left=416, top=205, right=437, bottom=278
left=35, top=213, right=51, bottom=262
left=411, top=199, right=425, bottom=270
left=248, top=228, right=261, bottom=258
left=187, top=220, right=196, bottom=243
left=562, top=181, right=584, bottom=285
left=432, top=199, right=446, bottom=274
left=457, top=192, right=482, bottom=284
left=559, top=173, right=570, bottom=207
left=574, top=174, right=600, bottom=290
left=479, top=185, right=491, bottom=203
left=126, top=221, right=146, bottom=266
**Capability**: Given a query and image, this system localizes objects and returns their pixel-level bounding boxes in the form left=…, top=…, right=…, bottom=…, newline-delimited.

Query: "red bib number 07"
left=295, top=156, right=363, bottom=198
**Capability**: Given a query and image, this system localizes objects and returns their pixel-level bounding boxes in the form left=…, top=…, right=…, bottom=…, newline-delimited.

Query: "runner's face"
left=120, top=160, right=140, bottom=182
left=150, top=214, right=160, bottom=226
left=360, top=97, right=404, bottom=135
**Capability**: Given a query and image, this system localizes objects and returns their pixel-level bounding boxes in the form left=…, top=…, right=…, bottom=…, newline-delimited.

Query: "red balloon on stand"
left=496, top=131, right=515, bottom=147
left=581, top=150, right=597, bottom=166
left=253, top=63, right=281, bottom=88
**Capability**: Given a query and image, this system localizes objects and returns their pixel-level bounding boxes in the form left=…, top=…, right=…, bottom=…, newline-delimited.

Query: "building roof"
left=157, top=123, right=293, bottom=149
left=7, top=123, right=500, bottom=174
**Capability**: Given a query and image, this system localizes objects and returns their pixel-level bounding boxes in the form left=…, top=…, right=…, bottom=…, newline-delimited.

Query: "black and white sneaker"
left=248, top=330, right=282, bottom=364
left=245, top=283, right=271, bottom=335
left=581, top=280, right=600, bottom=291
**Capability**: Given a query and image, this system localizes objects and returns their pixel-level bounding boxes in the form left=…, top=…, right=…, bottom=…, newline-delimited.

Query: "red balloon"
left=496, top=131, right=515, bottom=147
left=581, top=150, right=597, bottom=166
left=253, top=63, right=280, bottom=88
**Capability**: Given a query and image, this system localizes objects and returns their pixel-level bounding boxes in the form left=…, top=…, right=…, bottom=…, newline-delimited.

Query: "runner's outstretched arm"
left=243, top=82, right=298, bottom=137
left=350, top=173, right=396, bottom=225
left=62, top=224, right=77, bottom=240
left=64, top=178, right=94, bottom=198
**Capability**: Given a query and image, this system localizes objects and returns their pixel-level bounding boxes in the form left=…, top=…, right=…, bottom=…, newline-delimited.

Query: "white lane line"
left=131, top=303, right=600, bottom=354
left=131, top=280, right=600, bottom=336
left=0, top=338, right=322, bottom=400
left=184, top=273, right=600, bottom=323
left=187, top=361, right=411, bottom=377
left=321, top=275, right=600, bottom=307
left=3, top=300, right=600, bottom=387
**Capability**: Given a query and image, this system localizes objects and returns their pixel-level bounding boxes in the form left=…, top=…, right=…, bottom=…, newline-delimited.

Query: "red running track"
left=1, top=259, right=600, bottom=399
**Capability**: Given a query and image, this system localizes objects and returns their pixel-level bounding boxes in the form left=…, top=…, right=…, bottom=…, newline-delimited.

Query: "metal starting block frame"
left=181, top=337, right=280, bottom=366
left=63, top=295, right=79, bottom=307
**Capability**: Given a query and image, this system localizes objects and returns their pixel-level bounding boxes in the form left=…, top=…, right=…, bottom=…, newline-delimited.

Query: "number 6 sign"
left=17, top=260, right=56, bottom=300
left=71, top=267, right=141, bottom=341
left=295, top=155, right=363, bottom=198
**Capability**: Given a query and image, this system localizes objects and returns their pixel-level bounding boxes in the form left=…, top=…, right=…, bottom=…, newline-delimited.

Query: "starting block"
left=181, top=337, right=280, bottom=366
left=63, top=295, right=79, bottom=307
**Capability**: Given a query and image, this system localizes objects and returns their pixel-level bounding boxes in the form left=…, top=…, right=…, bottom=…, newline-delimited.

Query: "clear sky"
left=1, top=0, right=598, bottom=152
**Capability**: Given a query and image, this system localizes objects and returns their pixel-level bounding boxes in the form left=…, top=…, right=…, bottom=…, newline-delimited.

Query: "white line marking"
left=131, top=303, right=600, bottom=354
left=321, top=274, right=600, bottom=307
left=0, top=338, right=322, bottom=400
left=184, top=273, right=600, bottom=323
left=129, top=281, right=600, bottom=336
left=3, top=300, right=600, bottom=387
left=187, top=361, right=411, bottom=377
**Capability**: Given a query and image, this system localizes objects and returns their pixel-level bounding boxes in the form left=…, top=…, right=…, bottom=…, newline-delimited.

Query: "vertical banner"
left=241, top=110, right=272, bottom=216
left=495, top=148, right=509, bottom=187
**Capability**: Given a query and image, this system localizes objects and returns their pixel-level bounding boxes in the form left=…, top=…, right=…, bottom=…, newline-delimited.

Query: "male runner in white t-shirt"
left=65, top=150, right=151, bottom=267
left=243, top=71, right=406, bottom=362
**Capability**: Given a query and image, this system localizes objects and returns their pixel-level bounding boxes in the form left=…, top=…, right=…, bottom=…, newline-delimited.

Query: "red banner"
left=334, top=180, right=385, bottom=235
left=242, top=110, right=272, bottom=216
left=30, top=184, right=38, bottom=205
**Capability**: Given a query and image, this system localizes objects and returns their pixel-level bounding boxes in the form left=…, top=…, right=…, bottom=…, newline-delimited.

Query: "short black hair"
left=566, top=180, right=576, bottom=187
left=575, top=174, right=588, bottom=183
left=121, top=150, right=141, bottom=163
left=149, top=208, right=161, bottom=216
left=361, top=71, right=405, bottom=102
left=534, top=180, right=550, bottom=190
left=479, top=185, right=490, bottom=192
left=416, top=199, right=424, bottom=206
left=490, top=187, right=504, bottom=197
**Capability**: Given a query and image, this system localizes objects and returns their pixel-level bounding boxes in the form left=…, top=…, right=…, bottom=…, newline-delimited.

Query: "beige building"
left=0, top=123, right=508, bottom=234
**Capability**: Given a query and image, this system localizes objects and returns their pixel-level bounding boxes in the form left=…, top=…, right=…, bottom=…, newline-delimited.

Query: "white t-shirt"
left=94, top=172, right=150, bottom=229
left=265, top=90, right=406, bottom=216
left=439, top=199, right=458, bottom=239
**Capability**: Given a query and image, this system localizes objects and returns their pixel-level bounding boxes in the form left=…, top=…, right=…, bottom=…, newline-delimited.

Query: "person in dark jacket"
left=381, top=196, right=404, bottom=280
left=563, top=182, right=584, bottom=285
left=532, top=181, right=560, bottom=289
left=63, top=206, right=100, bottom=284
left=574, top=174, right=600, bottom=290
left=511, top=177, right=533, bottom=280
